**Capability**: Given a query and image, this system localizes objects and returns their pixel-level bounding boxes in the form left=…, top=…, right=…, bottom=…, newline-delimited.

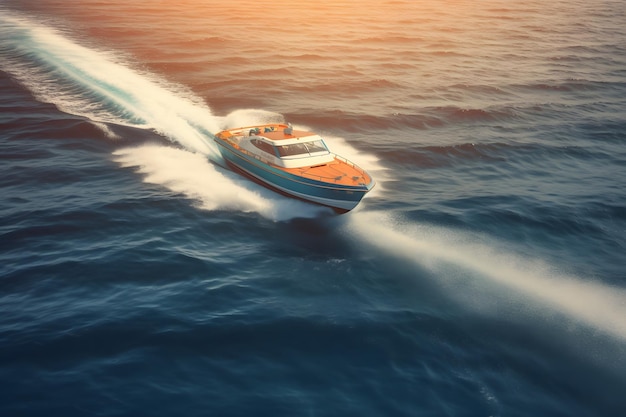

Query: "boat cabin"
left=219, top=124, right=336, bottom=168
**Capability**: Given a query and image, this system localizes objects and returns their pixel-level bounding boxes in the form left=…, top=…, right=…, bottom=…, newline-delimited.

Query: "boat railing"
left=332, top=154, right=367, bottom=175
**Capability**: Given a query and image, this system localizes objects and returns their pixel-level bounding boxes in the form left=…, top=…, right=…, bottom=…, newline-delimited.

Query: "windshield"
left=276, top=140, right=328, bottom=157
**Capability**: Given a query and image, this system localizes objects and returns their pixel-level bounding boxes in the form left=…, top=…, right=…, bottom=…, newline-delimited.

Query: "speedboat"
left=214, top=123, right=375, bottom=213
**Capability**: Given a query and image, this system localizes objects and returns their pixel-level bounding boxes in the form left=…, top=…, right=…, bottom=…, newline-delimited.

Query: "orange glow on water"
left=3, top=0, right=598, bottom=117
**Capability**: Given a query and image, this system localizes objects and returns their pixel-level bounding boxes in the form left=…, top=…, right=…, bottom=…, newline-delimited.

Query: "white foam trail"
left=348, top=212, right=626, bottom=342
left=0, top=12, right=217, bottom=155
left=113, top=145, right=331, bottom=221
left=113, top=146, right=268, bottom=212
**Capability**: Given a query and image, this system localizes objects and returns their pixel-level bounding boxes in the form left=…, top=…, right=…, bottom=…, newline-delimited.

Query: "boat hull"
left=215, top=140, right=372, bottom=212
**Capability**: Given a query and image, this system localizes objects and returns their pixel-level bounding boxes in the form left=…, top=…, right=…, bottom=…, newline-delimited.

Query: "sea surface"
left=1, top=1, right=625, bottom=416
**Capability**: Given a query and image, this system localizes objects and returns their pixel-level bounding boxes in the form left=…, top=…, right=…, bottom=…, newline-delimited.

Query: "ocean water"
left=1, top=0, right=625, bottom=416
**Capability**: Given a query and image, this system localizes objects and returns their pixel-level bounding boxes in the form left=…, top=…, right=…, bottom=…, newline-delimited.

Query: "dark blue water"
left=1, top=1, right=626, bottom=416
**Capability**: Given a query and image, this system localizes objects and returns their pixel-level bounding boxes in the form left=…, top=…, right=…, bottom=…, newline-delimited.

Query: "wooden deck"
left=281, top=157, right=372, bottom=186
